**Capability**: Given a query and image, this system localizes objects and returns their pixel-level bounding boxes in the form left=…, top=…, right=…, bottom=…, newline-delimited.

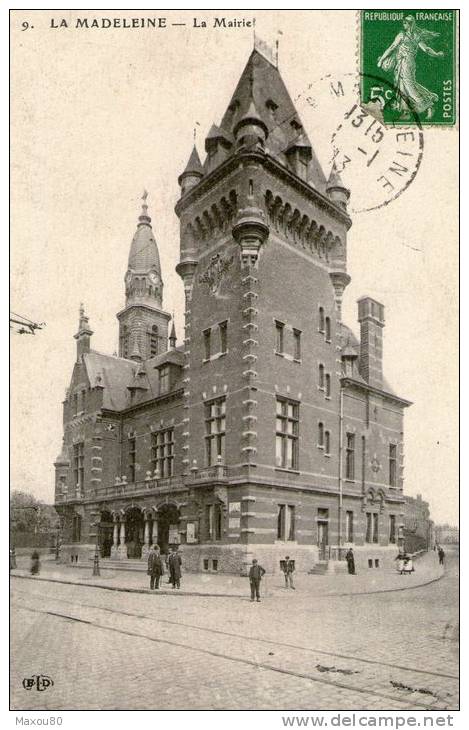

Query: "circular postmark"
left=295, top=72, right=424, bottom=213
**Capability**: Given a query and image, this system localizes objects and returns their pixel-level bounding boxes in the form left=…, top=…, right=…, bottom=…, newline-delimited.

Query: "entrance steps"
left=309, top=561, right=329, bottom=575
left=99, top=558, right=148, bottom=572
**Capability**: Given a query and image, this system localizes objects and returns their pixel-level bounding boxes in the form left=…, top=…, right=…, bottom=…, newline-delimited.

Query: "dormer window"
left=228, top=100, right=240, bottom=114
left=159, top=365, right=170, bottom=395
left=290, top=119, right=303, bottom=132
left=266, top=99, right=278, bottom=116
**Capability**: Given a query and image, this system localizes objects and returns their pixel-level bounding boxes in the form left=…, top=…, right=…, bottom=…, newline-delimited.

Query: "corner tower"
left=117, top=192, right=171, bottom=360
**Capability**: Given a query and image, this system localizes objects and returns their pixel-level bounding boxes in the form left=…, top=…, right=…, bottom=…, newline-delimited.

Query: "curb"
left=10, top=568, right=445, bottom=599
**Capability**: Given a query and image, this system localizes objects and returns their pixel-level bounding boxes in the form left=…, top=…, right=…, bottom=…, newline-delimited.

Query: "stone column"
left=111, top=518, right=120, bottom=559
left=117, top=519, right=126, bottom=559
left=142, top=517, right=151, bottom=560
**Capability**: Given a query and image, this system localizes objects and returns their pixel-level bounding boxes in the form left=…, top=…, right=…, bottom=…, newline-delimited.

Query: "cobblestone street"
left=10, top=550, right=459, bottom=711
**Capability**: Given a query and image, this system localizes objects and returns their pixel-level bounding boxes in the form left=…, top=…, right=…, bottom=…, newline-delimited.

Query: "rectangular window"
left=288, top=505, right=295, bottom=541
left=205, top=397, right=226, bottom=466
left=275, top=398, right=299, bottom=470
left=318, top=364, right=325, bottom=389
left=275, top=321, right=284, bottom=353
left=389, top=443, right=397, bottom=487
left=345, top=433, right=355, bottom=480
left=366, top=512, right=372, bottom=543
left=206, top=504, right=214, bottom=540
left=151, top=428, right=174, bottom=478
left=277, top=504, right=286, bottom=539
left=212, top=559, right=218, bottom=571
left=346, top=511, right=354, bottom=542
left=277, top=504, right=295, bottom=541
left=159, top=365, right=170, bottom=394
left=373, top=513, right=379, bottom=543
left=325, top=317, right=331, bottom=342
left=128, top=437, right=136, bottom=482
left=318, top=307, right=325, bottom=333
left=219, top=321, right=228, bottom=354
left=203, top=328, right=211, bottom=360
left=318, top=422, right=324, bottom=447
left=293, top=329, right=301, bottom=360
left=73, top=443, right=84, bottom=490
left=203, top=558, right=209, bottom=571
left=389, top=514, right=396, bottom=544
left=325, top=373, right=331, bottom=398
left=215, top=504, right=222, bottom=540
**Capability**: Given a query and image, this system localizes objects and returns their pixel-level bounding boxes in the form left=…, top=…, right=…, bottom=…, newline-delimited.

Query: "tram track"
left=11, top=584, right=459, bottom=710
left=12, top=583, right=459, bottom=681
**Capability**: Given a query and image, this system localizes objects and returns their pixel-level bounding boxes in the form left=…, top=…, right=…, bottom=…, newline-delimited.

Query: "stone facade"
left=54, top=49, right=411, bottom=574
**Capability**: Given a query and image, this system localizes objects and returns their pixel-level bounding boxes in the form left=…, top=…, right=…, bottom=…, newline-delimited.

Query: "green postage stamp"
left=360, top=10, right=457, bottom=125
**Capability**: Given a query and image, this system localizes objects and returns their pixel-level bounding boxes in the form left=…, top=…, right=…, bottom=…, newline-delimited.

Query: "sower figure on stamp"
left=248, top=558, right=266, bottom=602
left=282, top=555, right=296, bottom=589
left=147, top=544, right=163, bottom=590
left=168, top=546, right=182, bottom=589
left=377, top=15, right=444, bottom=120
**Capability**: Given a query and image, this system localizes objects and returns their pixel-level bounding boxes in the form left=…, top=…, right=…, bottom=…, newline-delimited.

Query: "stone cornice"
left=341, top=377, right=412, bottom=408
left=175, top=150, right=352, bottom=228
left=101, top=387, right=184, bottom=418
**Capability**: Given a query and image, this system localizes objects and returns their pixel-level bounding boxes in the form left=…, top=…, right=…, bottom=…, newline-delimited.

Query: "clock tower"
left=117, top=192, right=171, bottom=360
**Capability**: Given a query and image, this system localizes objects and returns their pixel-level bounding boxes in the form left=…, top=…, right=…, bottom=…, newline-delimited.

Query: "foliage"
left=10, top=490, right=59, bottom=533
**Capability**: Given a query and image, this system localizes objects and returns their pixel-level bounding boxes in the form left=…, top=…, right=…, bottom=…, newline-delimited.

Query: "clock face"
left=149, top=271, right=159, bottom=284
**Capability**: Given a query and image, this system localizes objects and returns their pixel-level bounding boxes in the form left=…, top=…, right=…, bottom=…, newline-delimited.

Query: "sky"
left=10, top=9, right=458, bottom=524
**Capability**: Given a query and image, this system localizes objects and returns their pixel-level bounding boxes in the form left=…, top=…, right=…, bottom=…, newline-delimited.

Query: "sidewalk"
left=10, top=551, right=445, bottom=598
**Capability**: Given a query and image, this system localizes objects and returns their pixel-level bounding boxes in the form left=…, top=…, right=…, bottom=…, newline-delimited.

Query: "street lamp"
left=90, top=519, right=101, bottom=576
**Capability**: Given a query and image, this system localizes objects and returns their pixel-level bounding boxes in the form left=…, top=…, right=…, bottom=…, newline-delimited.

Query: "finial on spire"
left=138, top=190, right=151, bottom=225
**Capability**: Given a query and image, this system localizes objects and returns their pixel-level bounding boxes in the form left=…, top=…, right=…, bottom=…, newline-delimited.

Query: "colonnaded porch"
left=99, top=503, right=181, bottom=560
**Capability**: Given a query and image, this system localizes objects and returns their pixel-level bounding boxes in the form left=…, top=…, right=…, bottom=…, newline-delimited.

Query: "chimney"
left=357, top=297, right=385, bottom=389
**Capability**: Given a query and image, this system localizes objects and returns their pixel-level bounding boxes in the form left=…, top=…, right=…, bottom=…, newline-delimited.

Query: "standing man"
left=282, top=555, right=296, bottom=589
left=147, top=544, right=163, bottom=590
left=438, top=546, right=445, bottom=566
left=345, top=547, right=356, bottom=575
left=168, top=547, right=182, bottom=589
left=248, top=558, right=266, bottom=602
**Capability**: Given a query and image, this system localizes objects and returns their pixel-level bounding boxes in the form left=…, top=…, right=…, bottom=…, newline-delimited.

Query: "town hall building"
left=54, top=48, right=411, bottom=574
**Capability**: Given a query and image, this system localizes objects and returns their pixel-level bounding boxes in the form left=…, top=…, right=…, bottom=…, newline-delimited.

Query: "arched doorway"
left=157, top=504, right=180, bottom=555
left=125, top=507, right=144, bottom=558
left=99, top=510, right=114, bottom=558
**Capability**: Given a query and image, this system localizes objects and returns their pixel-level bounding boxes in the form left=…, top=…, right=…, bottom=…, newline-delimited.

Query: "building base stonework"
left=179, top=543, right=320, bottom=575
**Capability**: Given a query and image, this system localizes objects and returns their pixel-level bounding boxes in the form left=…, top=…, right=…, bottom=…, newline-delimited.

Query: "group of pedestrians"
left=147, top=544, right=182, bottom=590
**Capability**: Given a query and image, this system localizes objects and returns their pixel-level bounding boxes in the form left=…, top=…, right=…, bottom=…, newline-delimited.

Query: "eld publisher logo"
left=22, top=675, right=54, bottom=692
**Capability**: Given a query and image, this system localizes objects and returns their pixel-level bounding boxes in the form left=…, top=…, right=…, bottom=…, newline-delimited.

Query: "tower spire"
left=74, top=303, right=93, bottom=362
left=117, top=195, right=171, bottom=360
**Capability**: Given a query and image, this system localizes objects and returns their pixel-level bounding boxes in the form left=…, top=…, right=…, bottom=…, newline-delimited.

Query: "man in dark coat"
left=147, top=545, right=163, bottom=589
left=438, top=546, right=445, bottom=566
left=248, top=558, right=266, bottom=602
left=168, top=547, right=182, bottom=589
left=345, top=548, right=356, bottom=575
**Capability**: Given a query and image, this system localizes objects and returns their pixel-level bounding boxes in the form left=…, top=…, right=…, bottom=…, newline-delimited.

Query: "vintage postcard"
left=9, top=7, right=459, bottom=720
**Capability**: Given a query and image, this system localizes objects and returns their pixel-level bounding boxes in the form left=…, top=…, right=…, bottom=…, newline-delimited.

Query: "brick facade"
left=54, top=49, right=411, bottom=574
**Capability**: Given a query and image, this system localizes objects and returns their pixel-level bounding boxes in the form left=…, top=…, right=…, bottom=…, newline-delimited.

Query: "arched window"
left=318, top=307, right=325, bottom=333
left=318, top=422, right=324, bottom=447
left=318, top=364, right=325, bottom=389
left=324, top=430, right=331, bottom=455
left=325, top=373, right=331, bottom=398
left=325, top=317, right=331, bottom=342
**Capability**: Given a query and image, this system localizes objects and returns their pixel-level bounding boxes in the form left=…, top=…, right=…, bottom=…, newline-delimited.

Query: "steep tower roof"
left=128, top=191, right=161, bottom=274
left=207, top=49, right=326, bottom=189
left=180, top=145, right=204, bottom=178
